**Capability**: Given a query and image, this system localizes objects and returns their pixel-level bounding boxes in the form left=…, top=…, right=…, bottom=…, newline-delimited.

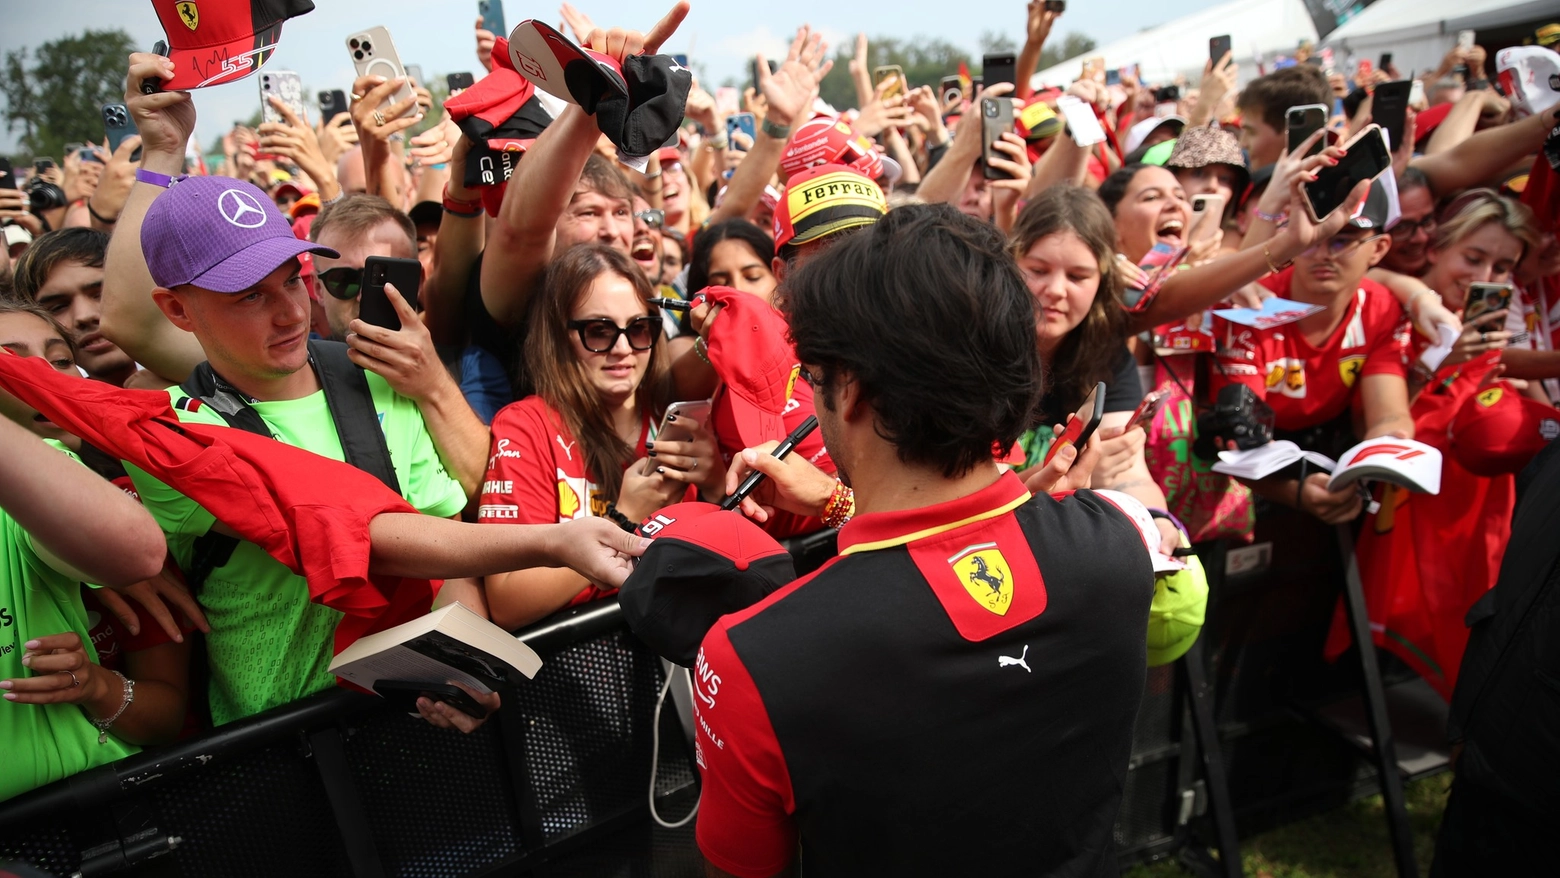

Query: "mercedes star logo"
left=218, top=188, right=268, bottom=229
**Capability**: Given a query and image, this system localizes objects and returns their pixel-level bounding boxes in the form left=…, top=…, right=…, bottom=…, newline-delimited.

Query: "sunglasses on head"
left=567, top=316, right=663, bottom=353
left=317, top=266, right=365, bottom=300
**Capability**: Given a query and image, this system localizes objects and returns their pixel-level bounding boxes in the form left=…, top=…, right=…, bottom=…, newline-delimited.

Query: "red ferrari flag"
left=0, top=351, right=436, bottom=654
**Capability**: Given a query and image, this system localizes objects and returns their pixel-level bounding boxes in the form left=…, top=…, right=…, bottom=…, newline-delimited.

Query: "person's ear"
left=1366, top=234, right=1392, bottom=267
left=771, top=257, right=787, bottom=282
left=835, top=370, right=867, bottom=425
left=151, top=287, right=197, bottom=333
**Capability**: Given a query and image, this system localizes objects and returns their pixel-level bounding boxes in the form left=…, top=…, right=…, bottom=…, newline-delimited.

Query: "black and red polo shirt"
left=692, top=471, right=1156, bottom=877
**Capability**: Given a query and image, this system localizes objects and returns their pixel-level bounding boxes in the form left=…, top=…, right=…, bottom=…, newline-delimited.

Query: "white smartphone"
left=644, top=399, right=713, bottom=474
left=1456, top=30, right=1475, bottom=52
left=1056, top=95, right=1106, bottom=147
left=346, top=26, right=415, bottom=111
left=1189, top=193, right=1226, bottom=245
left=258, top=70, right=306, bottom=125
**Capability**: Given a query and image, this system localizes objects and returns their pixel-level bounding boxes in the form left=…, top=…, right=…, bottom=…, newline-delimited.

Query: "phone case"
left=318, top=90, right=348, bottom=124
left=347, top=26, right=415, bottom=111
left=1463, top=285, right=1513, bottom=324
left=982, top=98, right=1016, bottom=179
left=373, top=680, right=486, bottom=718
left=1057, top=95, right=1105, bottom=147
left=874, top=66, right=905, bottom=99
left=1303, top=124, right=1389, bottom=224
left=359, top=257, right=422, bottom=332
left=259, top=70, right=305, bottom=125
left=478, top=0, right=506, bottom=37
left=1042, top=382, right=1107, bottom=466
left=1286, top=104, right=1329, bottom=157
left=1189, top=194, right=1227, bottom=244
left=0, top=157, right=14, bottom=190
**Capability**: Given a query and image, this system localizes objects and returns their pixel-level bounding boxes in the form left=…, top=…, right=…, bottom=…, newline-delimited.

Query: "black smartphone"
left=318, top=89, right=349, bottom=123
left=1462, top=282, right=1513, bottom=324
left=750, top=57, right=779, bottom=90
left=1379, top=52, right=1393, bottom=70
left=446, top=72, right=475, bottom=92
left=1209, top=34, right=1232, bottom=66
left=982, top=53, right=1017, bottom=90
left=1304, top=125, right=1391, bottom=222
left=1044, top=0, right=1066, bottom=10
left=373, top=679, right=488, bottom=719
left=981, top=97, right=1016, bottom=180
left=1371, top=80, right=1412, bottom=151
left=477, top=0, right=506, bottom=36
left=0, top=157, right=14, bottom=190
left=32, top=158, right=56, bottom=174
left=1042, top=382, right=1106, bottom=466
left=359, top=256, right=422, bottom=331
left=1286, top=104, right=1329, bottom=157
left=1105, top=68, right=1121, bottom=86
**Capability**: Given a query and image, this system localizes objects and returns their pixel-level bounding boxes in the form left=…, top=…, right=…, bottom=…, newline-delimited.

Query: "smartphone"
left=1462, top=282, right=1514, bottom=324
left=939, top=75, right=963, bottom=107
left=873, top=65, right=906, bottom=100
left=0, top=157, right=13, bottom=191
left=750, top=57, right=778, bottom=91
left=727, top=112, right=757, bottom=146
left=32, top=158, right=56, bottom=174
left=404, top=64, right=424, bottom=89
left=1056, top=94, right=1105, bottom=147
left=1042, top=382, right=1107, bottom=466
left=373, top=679, right=487, bottom=719
left=1457, top=30, right=1475, bottom=52
left=981, top=97, right=1016, bottom=179
left=983, top=53, right=1017, bottom=90
left=446, top=72, right=475, bottom=93
left=1189, top=193, right=1227, bottom=244
left=1286, top=103, right=1329, bottom=157
left=102, top=102, right=137, bottom=153
left=672, top=53, right=689, bottom=69
left=258, top=70, right=305, bottom=125
left=477, top=0, right=506, bottom=37
left=1371, top=80, right=1412, bottom=150
left=1209, top=34, right=1232, bottom=67
left=347, top=27, right=416, bottom=112
left=1105, top=68, right=1121, bottom=86
left=359, top=256, right=422, bottom=331
left=1127, top=389, right=1169, bottom=432
left=1379, top=52, right=1393, bottom=70
left=318, top=89, right=349, bottom=124
left=1303, top=124, right=1390, bottom=223
left=644, top=399, right=714, bottom=473
left=1044, top=0, right=1066, bottom=10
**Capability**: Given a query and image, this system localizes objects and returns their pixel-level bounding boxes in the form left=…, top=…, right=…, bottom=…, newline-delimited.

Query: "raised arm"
left=0, top=413, right=164, bottom=587
left=420, top=135, right=486, bottom=347
left=1015, top=0, right=1060, bottom=101
left=1412, top=104, right=1560, bottom=197
left=99, top=53, right=206, bottom=383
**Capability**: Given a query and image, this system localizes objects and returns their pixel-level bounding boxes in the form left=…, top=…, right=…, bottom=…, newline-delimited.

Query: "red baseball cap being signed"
left=149, top=0, right=316, bottom=91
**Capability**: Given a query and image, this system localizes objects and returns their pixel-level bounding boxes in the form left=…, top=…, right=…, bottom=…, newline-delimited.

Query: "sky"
left=1, top=0, right=1228, bottom=154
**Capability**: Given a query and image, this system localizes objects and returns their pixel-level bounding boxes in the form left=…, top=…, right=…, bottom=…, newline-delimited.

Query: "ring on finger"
left=1480, top=332, right=1489, bottom=343
left=372, top=111, right=386, bottom=127
left=67, top=670, right=81, bottom=688
left=350, top=93, right=364, bottom=101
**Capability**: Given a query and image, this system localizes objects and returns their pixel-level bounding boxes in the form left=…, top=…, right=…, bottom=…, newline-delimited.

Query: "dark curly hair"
left=781, top=203, right=1041, bottom=477
left=686, top=219, right=774, bottom=294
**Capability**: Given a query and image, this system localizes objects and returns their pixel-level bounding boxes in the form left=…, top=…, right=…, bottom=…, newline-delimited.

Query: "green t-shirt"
left=126, top=372, right=466, bottom=725
left=1, top=440, right=136, bottom=802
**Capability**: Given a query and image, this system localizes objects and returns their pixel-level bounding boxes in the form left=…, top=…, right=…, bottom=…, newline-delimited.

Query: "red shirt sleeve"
left=693, top=624, right=797, bottom=877
left=478, top=400, right=562, bottom=526
left=1360, top=284, right=1412, bottom=380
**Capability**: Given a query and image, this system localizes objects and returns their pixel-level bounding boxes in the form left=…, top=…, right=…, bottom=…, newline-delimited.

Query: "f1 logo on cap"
left=218, top=189, right=268, bottom=229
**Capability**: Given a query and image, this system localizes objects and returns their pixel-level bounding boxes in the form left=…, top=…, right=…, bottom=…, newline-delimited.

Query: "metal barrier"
left=0, top=601, right=697, bottom=878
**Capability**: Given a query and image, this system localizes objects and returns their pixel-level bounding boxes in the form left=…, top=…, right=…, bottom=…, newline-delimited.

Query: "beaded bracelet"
left=603, top=502, right=638, bottom=534
left=820, top=481, right=854, bottom=530
left=1253, top=207, right=1287, bottom=224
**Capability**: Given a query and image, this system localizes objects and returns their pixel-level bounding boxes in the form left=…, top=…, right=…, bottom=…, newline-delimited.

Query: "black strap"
left=177, top=340, right=401, bottom=590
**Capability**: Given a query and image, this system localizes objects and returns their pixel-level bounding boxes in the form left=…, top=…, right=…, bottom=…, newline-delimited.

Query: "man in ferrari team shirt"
left=692, top=204, right=1160, bottom=877
left=1210, top=180, right=1415, bottom=524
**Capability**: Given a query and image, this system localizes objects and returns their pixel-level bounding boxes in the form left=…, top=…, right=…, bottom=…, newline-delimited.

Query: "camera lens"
left=354, top=50, right=364, bottom=61
left=349, top=39, right=359, bottom=49
left=361, top=41, right=372, bottom=53
left=985, top=102, right=998, bottom=117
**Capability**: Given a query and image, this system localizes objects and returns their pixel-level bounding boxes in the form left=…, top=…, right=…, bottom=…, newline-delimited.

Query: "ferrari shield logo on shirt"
left=949, top=543, right=1013, bottom=616
left=176, top=1, right=199, bottom=30
left=1339, top=355, right=1366, bottom=388
left=1477, top=387, right=1504, bottom=407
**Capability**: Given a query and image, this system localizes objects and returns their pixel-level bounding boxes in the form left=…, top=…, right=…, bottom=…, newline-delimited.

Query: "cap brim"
left=188, top=236, right=339, bottom=294
left=789, top=212, right=881, bottom=247
left=508, top=20, right=625, bottom=107
left=163, top=23, right=283, bottom=91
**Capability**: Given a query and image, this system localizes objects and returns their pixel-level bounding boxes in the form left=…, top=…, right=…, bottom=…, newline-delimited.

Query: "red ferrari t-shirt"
left=478, top=397, right=653, bottom=606
left=1210, top=269, right=1410, bottom=432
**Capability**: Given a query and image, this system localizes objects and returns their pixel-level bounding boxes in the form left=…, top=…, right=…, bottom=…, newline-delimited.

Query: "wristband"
left=1146, top=507, right=1188, bottom=537
left=442, top=185, right=483, bottom=215
left=1262, top=243, right=1292, bottom=276
left=760, top=117, right=792, bottom=140
left=135, top=169, right=175, bottom=188
left=1253, top=208, right=1287, bottom=224
left=708, top=134, right=730, bottom=150
left=86, top=200, right=118, bottom=225
left=603, top=502, right=638, bottom=534
left=821, top=481, right=855, bottom=530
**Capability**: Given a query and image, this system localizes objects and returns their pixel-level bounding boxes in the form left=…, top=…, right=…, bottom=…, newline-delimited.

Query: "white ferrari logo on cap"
left=218, top=189, right=267, bottom=229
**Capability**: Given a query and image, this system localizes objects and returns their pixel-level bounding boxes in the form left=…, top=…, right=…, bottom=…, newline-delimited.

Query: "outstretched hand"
left=549, top=517, right=650, bottom=588
left=756, top=25, right=833, bottom=129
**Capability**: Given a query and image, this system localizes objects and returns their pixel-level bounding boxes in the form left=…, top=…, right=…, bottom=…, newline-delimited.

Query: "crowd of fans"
left=2, top=0, right=1559, bottom=873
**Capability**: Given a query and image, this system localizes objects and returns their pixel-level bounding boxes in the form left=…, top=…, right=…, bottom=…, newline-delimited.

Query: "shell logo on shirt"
left=949, top=542, right=1013, bottom=616
left=1339, top=355, right=1366, bottom=388
left=1265, top=358, right=1307, bottom=398
left=556, top=469, right=586, bottom=519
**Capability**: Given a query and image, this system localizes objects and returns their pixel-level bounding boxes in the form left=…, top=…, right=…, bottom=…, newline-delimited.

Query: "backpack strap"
left=308, top=339, right=401, bottom=495
left=175, top=343, right=402, bottom=590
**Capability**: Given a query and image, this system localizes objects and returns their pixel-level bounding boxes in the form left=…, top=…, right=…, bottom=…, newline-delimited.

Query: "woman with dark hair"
left=1011, top=187, right=1179, bottom=552
left=478, top=245, right=724, bottom=628
left=686, top=219, right=778, bottom=301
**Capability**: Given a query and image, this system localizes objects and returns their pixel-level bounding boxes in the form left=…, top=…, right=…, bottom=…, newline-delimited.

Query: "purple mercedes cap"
left=141, top=175, right=338, bottom=293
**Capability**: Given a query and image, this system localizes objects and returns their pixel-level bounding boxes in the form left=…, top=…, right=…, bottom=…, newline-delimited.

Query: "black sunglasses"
left=567, top=316, right=663, bottom=353
left=317, top=266, right=364, bottom=300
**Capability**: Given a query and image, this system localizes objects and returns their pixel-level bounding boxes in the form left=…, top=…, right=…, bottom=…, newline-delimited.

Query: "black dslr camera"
left=1194, top=384, right=1275, bottom=461
left=24, top=159, right=67, bottom=214
left=1152, top=85, right=1180, bottom=103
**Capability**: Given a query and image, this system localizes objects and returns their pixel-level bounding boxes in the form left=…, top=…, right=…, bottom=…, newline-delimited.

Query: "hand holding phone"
left=1286, top=104, right=1329, bottom=157
left=981, top=97, right=1017, bottom=179
left=873, top=65, right=906, bottom=100
left=1303, top=125, right=1390, bottom=223
left=1208, top=34, right=1232, bottom=67
left=1042, top=382, right=1107, bottom=466
left=1462, top=283, right=1513, bottom=324
left=347, top=27, right=416, bottom=112
left=1127, top=390, right=1169, bottom=432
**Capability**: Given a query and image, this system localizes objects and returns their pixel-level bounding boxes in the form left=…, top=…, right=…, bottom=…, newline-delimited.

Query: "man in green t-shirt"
left=97, top=56, right=645, bottom=730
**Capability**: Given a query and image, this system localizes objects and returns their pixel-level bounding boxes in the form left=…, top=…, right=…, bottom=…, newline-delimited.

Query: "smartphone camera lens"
left=361, top=41, right=372, bottom=53
left=349, top=38, right=359, bottom=49
left=984, top=100, right=998, bottom=118
left=354, top=50, right=364, bottom=61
